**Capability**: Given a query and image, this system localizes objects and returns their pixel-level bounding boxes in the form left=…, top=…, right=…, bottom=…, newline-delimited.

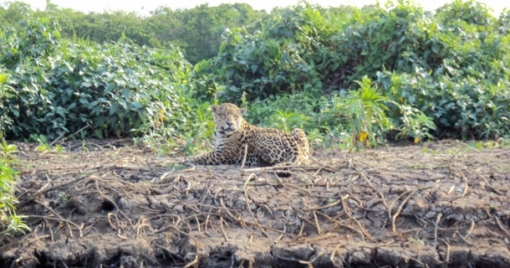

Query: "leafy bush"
left=1, top=1, right=268, bottom=64
left=0, top=18, right=195, bottom=140
left=197, top=2, right=434, bottom=102
left=377, top=70, right=510, bottom=139
left=499, top=10, right=510, bottom=34
left=244, top=76, right=435, bottom=150
left=147, top=3, right=267, bottom=64
left=197, top=0, right=509, bottom=141
left=435, top=0, right=494, bottom=26
left=374, top=0, right=510, bottom=139
left=196, top=4, right=331, bottom=102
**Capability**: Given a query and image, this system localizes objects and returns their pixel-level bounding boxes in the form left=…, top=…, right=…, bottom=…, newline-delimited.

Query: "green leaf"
left=431, top=44, right=439, bottom=54
left=109, top=104, right=119, bottom=115
left=131, top=101, right=142, bottom=110
left=94, top=129, right=103, bottom=139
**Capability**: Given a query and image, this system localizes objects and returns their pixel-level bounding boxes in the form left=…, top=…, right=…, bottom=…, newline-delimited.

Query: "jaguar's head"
left=211, top=103, right=247, bottom=135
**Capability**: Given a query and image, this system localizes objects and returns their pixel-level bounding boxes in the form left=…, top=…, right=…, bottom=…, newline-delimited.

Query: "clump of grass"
left=0, top=139, right=30, bottom=236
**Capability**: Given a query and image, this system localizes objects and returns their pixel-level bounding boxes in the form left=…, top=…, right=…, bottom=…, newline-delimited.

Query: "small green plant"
left=500, top=138, right=510, bottom=148
left=475, top=141, right=484, bottom=150
left=327, top=77, right=393, bottom=150
left=30, top=134, right=50, bottom=152
left=81, top=140, right=88, bottom=152
left=408, top=237, right=425, bottom=245
left=0, top=141, right=30, bottom=236
left=485, top=141, right=495, bottom=149
left=395, top=104, right=436, bottom=143
left=59, top=192, right=68, bottom=206
left=271, top=110, right=310, bottom=133
left=0, top=139, right=17, bottom=158
left=54, top=144, right=64, bottom=154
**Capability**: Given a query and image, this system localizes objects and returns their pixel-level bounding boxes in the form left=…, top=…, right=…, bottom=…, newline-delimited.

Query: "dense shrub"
left=194, top=4, right=334, bottom=102
left=147, top=3, right=267, bottom=64
left=375, top=1, right=510, bottom=139
left=196, top=1, right=510, bottom=140
left=0, top=18, right=195, bottom=140
left=1, top=0, right=509, bottom=143
left=245, top=77, right=435, bottom=148
left=0, top=1, right=268, bottom=64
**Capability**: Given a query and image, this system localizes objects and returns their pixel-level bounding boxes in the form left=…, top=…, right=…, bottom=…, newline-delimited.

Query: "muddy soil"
left=1, top=140, right=510, bottom=268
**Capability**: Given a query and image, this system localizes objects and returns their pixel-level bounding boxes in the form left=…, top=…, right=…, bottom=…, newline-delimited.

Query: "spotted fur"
left=186, top=103, right=309, bottom=166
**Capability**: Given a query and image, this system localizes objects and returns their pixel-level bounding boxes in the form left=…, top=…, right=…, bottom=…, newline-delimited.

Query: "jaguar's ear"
left=211, top=105, right=219, bottom=113
left=239, top=107, right=247, bottom=115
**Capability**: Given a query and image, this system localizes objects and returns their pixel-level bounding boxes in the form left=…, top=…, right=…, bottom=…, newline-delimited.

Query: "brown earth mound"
left=1, top=140, right=509, bottom=267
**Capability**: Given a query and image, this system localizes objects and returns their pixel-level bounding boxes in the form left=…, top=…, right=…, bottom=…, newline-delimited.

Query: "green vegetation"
left=0, top=1, right=267, bottom=64
left=0, top=0, right=509, bottom=235
left=146, top=3, right=266, bottom=64
left=1, top=0, right=507, bottom=145
left=199, top=1, right=510, bottom=142
left=0, top=17, right=195, bottom=141
left=0, top=140, right=30, bottom=236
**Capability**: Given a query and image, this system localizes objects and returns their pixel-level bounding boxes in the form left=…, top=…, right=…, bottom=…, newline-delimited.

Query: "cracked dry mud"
left=1, top=140, right=510, bottom=267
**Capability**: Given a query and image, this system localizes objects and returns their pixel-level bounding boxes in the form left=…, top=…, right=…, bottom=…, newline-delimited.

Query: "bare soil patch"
left=1, top=140, right=510, bottom=267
